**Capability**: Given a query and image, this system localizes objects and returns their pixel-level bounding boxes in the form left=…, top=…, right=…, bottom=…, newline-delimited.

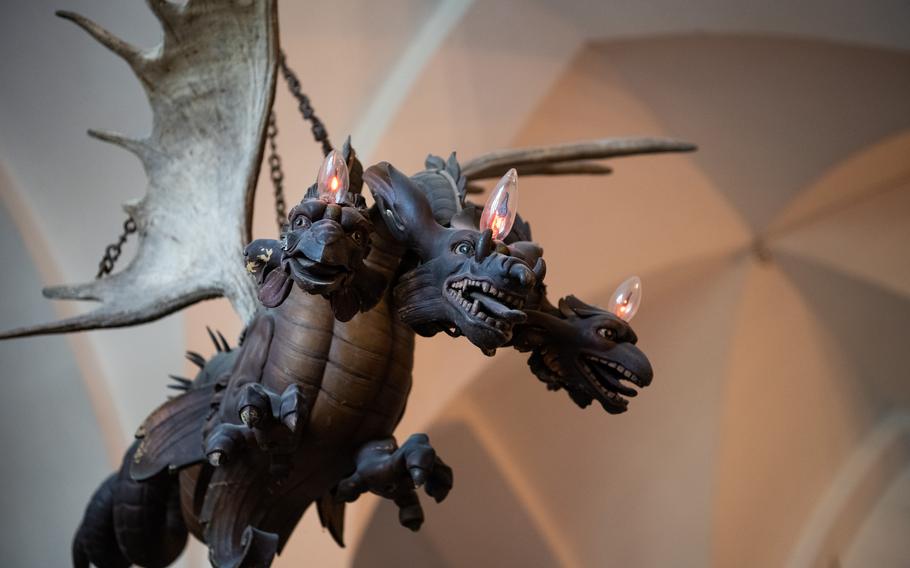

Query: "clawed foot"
left=204, top=383, right=307, bottom=469
left=336, top=434, right=453, bottom=531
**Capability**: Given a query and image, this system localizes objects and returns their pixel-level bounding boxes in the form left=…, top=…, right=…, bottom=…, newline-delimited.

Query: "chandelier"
left=0, top=1, right=693, bottom=566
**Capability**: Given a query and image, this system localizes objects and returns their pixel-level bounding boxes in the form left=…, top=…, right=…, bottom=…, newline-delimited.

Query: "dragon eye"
left=293, top=216, right=310, bottom=228
left=351, top=230, right=364, bottom=244
left=597, top=327, right=615, bottom=340
left=454, top=241, right=474, bottom=256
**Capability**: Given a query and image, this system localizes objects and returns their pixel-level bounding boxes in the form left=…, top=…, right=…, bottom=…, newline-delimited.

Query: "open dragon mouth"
left=445, top=277, right=527, bottom=333
left=580, top=356, right=646, bottom=408
left=286, top=255, right=349, bottom=287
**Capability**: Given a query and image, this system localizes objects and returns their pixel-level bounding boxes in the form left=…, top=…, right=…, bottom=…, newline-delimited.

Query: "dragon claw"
left=239, top=405, right=261, bottom=428
left=337, top=434, right=453, bottom=531
left=204, top=423, right=253, bottom=466
left=409, top=466, right=427, bottom=487
left=204, top=383, right=308, bottom=468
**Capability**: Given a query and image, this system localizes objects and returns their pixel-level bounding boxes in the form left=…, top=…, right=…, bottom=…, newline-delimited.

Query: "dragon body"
left=80, top=162, right=539, bottom=566
left=111, top=213, right=418, bottom=566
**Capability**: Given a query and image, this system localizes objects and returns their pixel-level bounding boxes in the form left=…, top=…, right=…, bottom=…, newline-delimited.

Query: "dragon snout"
left=311, top=222, right=344, bottom=246
left=285, top=222, right=350, bottom=266
left=508, top=261, right=535, bottom=289
left=610, top=342, right=653, bottom=387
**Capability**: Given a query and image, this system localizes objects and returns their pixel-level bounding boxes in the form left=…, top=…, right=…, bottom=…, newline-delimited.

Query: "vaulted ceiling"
left=1, top=1, right=908, bottom=567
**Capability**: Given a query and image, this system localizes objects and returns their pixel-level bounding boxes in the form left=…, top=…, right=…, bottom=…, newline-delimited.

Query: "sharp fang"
left=481, top=282, right=490, bottom=293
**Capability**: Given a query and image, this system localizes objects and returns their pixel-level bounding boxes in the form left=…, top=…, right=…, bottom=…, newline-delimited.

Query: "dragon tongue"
left=469, top=291, right=526, bottom=323
left=259, top=268, right=293, bottom=308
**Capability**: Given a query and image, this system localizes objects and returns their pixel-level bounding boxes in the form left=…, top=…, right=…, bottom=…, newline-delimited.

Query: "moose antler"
left=462, top=137, right=696, bottom=181
left=0, top=0, right=278, bottom=339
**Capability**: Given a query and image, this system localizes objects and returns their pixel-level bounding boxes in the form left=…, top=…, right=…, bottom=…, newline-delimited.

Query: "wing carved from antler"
left=462, top=137, right=695, bottom=181
left=0, top=0, right=278, bottom=339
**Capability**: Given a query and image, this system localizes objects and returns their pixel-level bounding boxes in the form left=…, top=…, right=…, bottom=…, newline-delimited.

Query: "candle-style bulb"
left=480, top=168, right=519, bottom=240
left=316, top=149, right=350, bottom=204
left=607, top=276, right=642, bottom=322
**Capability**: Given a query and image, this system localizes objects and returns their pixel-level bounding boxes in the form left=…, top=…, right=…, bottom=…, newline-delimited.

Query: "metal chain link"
left=95, top=52, right=331, bottom=273
left=266, top=111, right=288, bottom=231
left=95, top=216, right=137, bottom=279
left=278, top=50, right=333, bottom=156
left=266, top=51, right=334, bottom=230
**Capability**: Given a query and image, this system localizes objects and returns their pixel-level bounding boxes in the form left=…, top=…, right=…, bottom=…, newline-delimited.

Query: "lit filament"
left=607, top=276, right=642, bottom=322
left=490, top=211, right=507, bottom=238
left=480, top=168, right=519, bottom=240
left=316, top=150, right=350, bottom=204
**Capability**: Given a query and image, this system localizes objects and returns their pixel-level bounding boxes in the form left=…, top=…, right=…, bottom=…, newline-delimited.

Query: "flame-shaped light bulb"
left=316, top=149, right=350, bottom=204
left=480, top=168, right=519, bottom=240
left=607, top=276, right=642, bottom=322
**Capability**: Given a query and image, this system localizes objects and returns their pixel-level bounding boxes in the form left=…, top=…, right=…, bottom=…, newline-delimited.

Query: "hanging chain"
left=95, top=51, right=331, bottom=273
left=95, top=216, right=137, bottom=279
left=278, top=50, right=333, bottom=156
left=266, top=111, right=288, bottom=230
left=266, top=50, right=334, bottom=230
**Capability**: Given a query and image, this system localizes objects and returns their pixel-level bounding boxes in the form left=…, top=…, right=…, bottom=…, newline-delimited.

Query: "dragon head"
left=393, top=228, right=541, bottom=352
left=514, top=296, right=653, bottom=414
left=244, top=197, right=386, bottom=321
left=364, top=162, right=543, bottom=352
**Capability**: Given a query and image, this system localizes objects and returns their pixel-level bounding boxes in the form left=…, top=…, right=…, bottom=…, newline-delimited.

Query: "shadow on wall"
left=353, top=420, right=561, bottom=568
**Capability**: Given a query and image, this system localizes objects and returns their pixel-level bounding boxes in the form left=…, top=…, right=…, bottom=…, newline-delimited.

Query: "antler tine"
left=56, top=11, right=147, bottom=73
left=87, top=129, right=149, bottom=159
left=468, top=160, right=613, bottom=181
left=462, top=137, right=696, bottom=180
left=0, top=270, right=224, bottom=340
left=0, top=292, right=217, bottom=340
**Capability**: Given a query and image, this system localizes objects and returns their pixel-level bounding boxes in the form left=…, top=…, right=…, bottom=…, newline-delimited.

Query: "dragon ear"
left=363, top=162, right=446, bottom=258
left=244, top=239, right=292, bottom=309
left=450, top=203, right=481, bottom=231
left=558, top=295, right=606, bottom=318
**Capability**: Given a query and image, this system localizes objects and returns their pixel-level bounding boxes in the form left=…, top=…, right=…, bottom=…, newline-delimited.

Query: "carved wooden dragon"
left=0, top=1, right=694, bottom=566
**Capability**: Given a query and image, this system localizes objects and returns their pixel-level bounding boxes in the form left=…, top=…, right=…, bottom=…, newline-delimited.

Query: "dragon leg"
left=112, top=442, right=188, bottom=567
left=72, top=473, right=130, bottom=568
left=73, top=442, right=188, bottom=568
left=336, top=434, right=454, bottom=531
left=201, top=460, right=279, bottom=568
